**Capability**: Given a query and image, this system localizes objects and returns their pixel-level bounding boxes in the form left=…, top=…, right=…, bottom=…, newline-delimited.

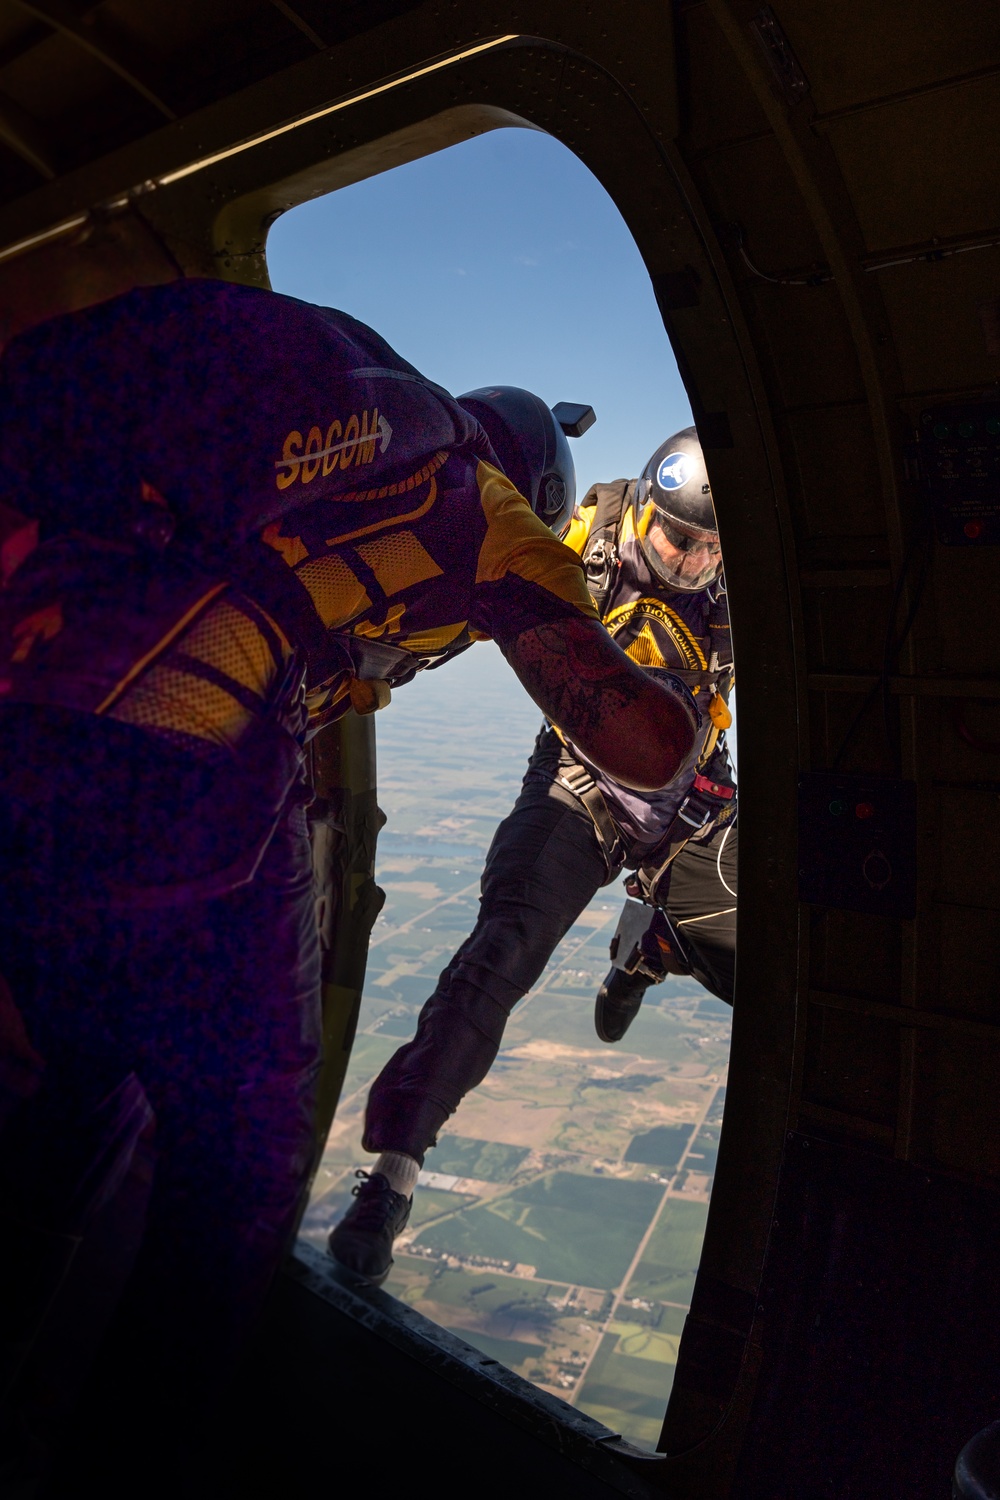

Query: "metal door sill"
left=288, top=1242, right=666, bottom=1498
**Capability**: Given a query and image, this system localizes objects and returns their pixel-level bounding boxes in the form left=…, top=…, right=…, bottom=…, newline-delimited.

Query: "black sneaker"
left=595, top=966, right=653, bottom=1043
left=327, top=1171, right=412, bottom=1285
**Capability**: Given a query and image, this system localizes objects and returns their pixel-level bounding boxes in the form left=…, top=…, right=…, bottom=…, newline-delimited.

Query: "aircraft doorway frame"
left=139, top=24, right=796, bottom=1488
left=0, top=5, right=933, bottom=1491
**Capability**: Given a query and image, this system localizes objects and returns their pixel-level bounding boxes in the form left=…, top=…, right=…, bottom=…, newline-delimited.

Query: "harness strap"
left=555, top=754, right=626, bottom=874
left=228, top=540, right=423, bottom=692
left=228, top=540, right=350, bottom=687
left=580, top=481, right=633, bottom=616
left=670, top=664, right=734, bottom=694
left=633, top=780, right=735, bottom=907
left=632, top=832, right=696, bottom=907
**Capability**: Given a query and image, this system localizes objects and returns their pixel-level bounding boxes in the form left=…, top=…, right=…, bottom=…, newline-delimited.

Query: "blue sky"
left=267, top=127, right=735, bottom=762
left=266, top=126, right=691, bottom=499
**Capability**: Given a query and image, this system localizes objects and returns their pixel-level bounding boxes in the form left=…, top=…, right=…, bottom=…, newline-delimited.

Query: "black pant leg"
left=663, top=821, right=738, bottom=1003
left=108, top=802, right=322, bottom=1377
left=0, top=714, right=322, bottom=1486
left=364, top=778, right=609, bottom=1160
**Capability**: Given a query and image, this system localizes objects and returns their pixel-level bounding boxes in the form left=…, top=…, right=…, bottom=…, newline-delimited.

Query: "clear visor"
left=635, top=498, right=723, bottom=591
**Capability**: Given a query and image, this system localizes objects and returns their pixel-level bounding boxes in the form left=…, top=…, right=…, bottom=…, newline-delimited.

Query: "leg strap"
left=554, top=754, right=625, bottom=875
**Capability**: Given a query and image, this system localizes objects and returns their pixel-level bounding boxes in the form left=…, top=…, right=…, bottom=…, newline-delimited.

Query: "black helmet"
left=458, top=386, right=594, bottom=536
left=632, top=427, right=722, bottom=591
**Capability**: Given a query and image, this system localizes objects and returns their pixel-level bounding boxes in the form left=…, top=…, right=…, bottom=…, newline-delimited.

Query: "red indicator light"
left=964, top=520, right=984, bottom=539
left=855, top=802, right=875, bottom=820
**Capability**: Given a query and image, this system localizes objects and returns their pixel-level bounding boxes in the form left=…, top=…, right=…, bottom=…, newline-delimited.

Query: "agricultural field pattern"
left=300, top=644, right=734, bottom=1449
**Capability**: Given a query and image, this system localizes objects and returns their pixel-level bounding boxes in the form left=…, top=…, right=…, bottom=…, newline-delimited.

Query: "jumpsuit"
left=0, top=279, right=600, bottom=1471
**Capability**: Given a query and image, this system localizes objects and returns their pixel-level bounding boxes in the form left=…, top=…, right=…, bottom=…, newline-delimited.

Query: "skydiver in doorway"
left=331, top=426, right=738, bottom=1285
left=0, top=213, right=697, bottom=1487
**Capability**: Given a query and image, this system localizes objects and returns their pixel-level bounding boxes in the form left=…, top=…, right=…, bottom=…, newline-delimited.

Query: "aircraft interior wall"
left=0, top=2, right=997, bottom=1494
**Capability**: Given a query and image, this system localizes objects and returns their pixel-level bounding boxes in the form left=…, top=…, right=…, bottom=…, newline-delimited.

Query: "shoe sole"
left=327, top=1247, right=394, bottom=1288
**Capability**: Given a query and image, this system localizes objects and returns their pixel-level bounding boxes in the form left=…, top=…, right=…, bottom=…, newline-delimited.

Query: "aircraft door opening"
left=266, top=125, right=737, bottom=1452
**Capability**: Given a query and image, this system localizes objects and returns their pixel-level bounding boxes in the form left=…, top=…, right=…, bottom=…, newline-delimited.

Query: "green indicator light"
left=987, top=418, right=1000, bottom=436
left=933, top=422, right=951, bottom=439
left=829, top=799, right=846, bottom=816
left=958, top=421, right=976, bottom=438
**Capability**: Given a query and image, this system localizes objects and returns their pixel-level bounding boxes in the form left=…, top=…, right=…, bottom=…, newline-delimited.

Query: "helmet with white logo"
left=632, top=427, right=722, bottom=591
left=458, top=386, right=594, bottom=537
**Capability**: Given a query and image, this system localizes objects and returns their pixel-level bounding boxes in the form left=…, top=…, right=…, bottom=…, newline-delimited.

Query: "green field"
left=657, top=977, right=711, bottom=1002
left=577, top=1401, right=663, bottom=1448
left=391, top=1260, right=562, bottom=1313
left=685, top=1145, right=719, bottom=1175
left=578, top=1330, right=675, bottom=1430
left=340, top=1034, right=400, bottom=1093
left=373, top=974, right=440, bottom=1006
left=299, top=1180, right=354, bottom=1235
left=628, top=1199, right=708, bottom=1302
left=655, top=1304, right=688, bottom=1336
left=617, top=1006, right=720, bottom=1064
left=503, top=987, right=703, bottom=1062
left=689, top=1128, right=719, bottom=1182
left=413, top=1172, right=662, bottom=1288
left=428, top=1137, right=530, bottom=1182
left=373, top=1010, right=419, bottom=1037
left=515, top=1173, right=660, bottom=1218
left=581, top=1073, right=664, bottom=1094
left=407, top=1188, right=476, bottom=1229
left=502, top=992, right=613, bottom=1052
left=625, top=1125, right=695, bottom=1168
left=705, top=1087, right=726, bottom=1125
left=608, top=1322, right=682, bottom=1362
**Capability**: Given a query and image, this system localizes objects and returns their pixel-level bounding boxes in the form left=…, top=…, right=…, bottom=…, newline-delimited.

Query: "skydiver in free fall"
left=331, top=424, right=738, bottom=1285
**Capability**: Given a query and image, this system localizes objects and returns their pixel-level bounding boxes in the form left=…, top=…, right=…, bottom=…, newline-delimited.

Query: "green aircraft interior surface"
left=0, top=1, right=998, bottom=1494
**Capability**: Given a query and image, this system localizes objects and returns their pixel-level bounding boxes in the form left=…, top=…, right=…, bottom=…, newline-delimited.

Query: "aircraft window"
left=268, top=127, right=735, bottom=1452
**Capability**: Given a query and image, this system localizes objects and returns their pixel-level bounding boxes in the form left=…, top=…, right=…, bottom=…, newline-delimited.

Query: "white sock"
left=373, top=1151, right=420, bottom=1199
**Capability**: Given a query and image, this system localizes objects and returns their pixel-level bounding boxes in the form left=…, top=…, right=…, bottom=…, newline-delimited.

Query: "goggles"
left=650, top=512, right=721, bottom=555
left=635, top=498, right=723, bottom=591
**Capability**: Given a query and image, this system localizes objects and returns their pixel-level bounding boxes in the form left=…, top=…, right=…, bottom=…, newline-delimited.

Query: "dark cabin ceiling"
left=0, top=0, right=424, bottom=196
